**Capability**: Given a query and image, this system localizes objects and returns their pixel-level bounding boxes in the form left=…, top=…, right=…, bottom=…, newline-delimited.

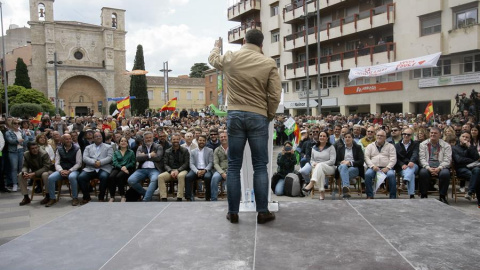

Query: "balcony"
left=446, top=24, right=480, bottom=55
left=228, top=21, right=262, bottom=44
left=283, top=42, right=396, bottom=80
left=228, top=0, right=261, bottom=22
left=283, top=3, right=395, bottom=51
left=283, top=0, right=317, bottom=24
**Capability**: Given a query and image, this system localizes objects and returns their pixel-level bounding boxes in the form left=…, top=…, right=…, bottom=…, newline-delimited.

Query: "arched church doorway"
left=58, top=75, right=106, bottom=117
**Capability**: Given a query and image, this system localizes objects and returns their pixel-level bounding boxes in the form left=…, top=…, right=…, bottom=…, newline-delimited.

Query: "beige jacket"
left=364, top=141, right=397, bottom=169
left=419, top=139, right=451, bottom=170
left=208, top=43, right=281, bottom=120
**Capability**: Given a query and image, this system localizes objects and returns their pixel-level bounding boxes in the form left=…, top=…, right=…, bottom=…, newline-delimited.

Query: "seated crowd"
left=0, top=109, right=479, bottom=209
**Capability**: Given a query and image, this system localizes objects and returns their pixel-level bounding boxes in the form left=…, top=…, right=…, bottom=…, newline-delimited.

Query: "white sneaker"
left=12, top=184, right=18, bottom=192
left=459, top=187, right=465, bottom=193
left=154, top=188, right=159, bottom=195
left=465, top=193, right=472, bottom=201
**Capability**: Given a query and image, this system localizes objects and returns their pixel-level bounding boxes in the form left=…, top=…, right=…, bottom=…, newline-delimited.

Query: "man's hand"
left=221, top=173, right=227, bottom=180
left=60, top=170, right=70, bottom=177
left=150, top=152, right=156, bottom=158
left=197, top=170, right=205, bottom=177
left=95, top=160, right=101, bottom=168
left=407, top=162, right=415, bottom=168
left=214, top=39, right=222, bottom=48
left=372, top=166, right=380, bottom=172
left=381, top=167, right=389, bottom=174
left=340, top=160, right=350, bottom=165
left=170, top=170, right=179, bottom=179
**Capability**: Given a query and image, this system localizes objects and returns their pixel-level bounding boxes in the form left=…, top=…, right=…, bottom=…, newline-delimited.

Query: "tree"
left=10, top=103, right=43, bottom=118
left=0, top=85, right=57, bottom=116
left=189, top=63, right=209, bottom=78
left=109, top=102, right=117, bottom=115
left=129, top=44, right=148, bottom=115
left=14, top=57, right=32, bottom=89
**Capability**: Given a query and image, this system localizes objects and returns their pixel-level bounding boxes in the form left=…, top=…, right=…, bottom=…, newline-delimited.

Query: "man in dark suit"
left=394, top=128, right=419, bottom=199
left=335, top=132, right=364, bottom=199
left=185, top=135, right=214, bottom=201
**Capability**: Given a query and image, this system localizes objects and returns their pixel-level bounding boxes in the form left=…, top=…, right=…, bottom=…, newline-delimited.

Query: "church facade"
left=28, top=0, right=128, bottom=116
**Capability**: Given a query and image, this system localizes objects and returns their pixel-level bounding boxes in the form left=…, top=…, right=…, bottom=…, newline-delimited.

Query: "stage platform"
left=0, top=199, right=478, bottom=270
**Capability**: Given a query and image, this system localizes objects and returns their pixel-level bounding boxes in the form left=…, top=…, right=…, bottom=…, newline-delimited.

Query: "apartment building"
left=204, top=69, right=228, bottom=108
left=227, top=0, right=480, bottom=116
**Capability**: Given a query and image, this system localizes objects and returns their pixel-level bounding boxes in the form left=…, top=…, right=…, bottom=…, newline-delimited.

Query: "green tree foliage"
left=14, top=58, right=32, bottom=89
left=129, top=44, right=148, bottom=115
left=0, top=85, right=57, bottom=116
left=10, top=103, right=42, bottom=118
left=189, top=63, right=209, bottom=78
left=109, top=102, right=117, bottom=115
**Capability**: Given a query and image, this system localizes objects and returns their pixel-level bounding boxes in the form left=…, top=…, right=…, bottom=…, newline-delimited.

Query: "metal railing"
left=228, top=21, right=262, bottom=37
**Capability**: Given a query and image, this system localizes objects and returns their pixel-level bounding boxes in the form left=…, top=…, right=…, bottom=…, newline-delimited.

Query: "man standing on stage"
left=209, top=29, right=281, bottom=224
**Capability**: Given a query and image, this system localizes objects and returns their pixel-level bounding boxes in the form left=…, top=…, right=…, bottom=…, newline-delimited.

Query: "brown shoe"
left=366, top=196, right=374, bottom=200
left=80, top=199, right=91, bottom=205
left=226, top=213, right=239, bottom=224
left=72, top=198, right=79, bottom=206
left=45, top=199, right=57, bottom=207
left=19, top=197, right=31, bottom=206
left=40, top=196, right=50, bottom=205
left=257, top=211, right=275, bottom=224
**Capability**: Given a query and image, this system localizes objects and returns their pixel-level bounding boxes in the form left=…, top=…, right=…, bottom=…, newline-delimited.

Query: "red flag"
left=293, top=123, right=300, bottom=145
left=30, top=112, right=42, bottom=124
left=424, top=101, right=434, bottom=121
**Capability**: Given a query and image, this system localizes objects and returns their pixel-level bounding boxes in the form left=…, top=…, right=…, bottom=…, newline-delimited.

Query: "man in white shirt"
left=185, top=135, right=213, bottom=201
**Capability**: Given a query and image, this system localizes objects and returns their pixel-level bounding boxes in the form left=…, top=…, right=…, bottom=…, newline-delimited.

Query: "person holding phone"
left=272, top=141, right=297, bottom=196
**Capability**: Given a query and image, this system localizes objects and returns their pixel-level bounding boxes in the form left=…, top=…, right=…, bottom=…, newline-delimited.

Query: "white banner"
left=348, top=52, right=442, bottom=81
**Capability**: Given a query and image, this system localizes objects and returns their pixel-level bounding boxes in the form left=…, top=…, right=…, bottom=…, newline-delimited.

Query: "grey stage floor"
left=0, top=200, right=478, bottom=270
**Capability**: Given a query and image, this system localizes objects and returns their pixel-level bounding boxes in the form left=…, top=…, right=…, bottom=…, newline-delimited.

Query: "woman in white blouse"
left=302, top=130, right=336, bottom=200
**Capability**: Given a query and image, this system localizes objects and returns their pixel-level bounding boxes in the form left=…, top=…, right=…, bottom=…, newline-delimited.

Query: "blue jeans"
left=456, top=167, right=480, bottom=194
left=185, top=170, right=212, bottom=201
left=127, top=168, right=160, bottom=201
left=210, top=172, right=226, bottom=201
left=338, top=164, right=359, bottom=187
left=78, top=170, right=110, bottom=200
left=227, top=110, right=269, bottom=213
left=9, top=149, right=24, bottom=185
left=274, top=178, right=285, bottom=196
left=48, top=171, right=79, bottom=200
left=364, top=168, right=397, bottom=198
left=400, top=164, right=418, bottom=195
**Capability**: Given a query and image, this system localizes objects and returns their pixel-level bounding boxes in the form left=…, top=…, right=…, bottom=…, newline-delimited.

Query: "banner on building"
left=348, top=52, right=441, bottom=81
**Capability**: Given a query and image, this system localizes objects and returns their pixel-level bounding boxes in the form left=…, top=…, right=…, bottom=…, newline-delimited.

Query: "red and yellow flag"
left=30, top=112, right=42, bottom=124
left=117, top=96, right=131, bottom=110
left=161, top=97, right=177, bottom=111
left=424, top=101, right=434, bottom=121
left=293, top=123, right=300, bottom=145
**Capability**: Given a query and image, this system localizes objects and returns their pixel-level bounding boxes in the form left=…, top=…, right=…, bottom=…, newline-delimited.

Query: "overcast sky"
left=2, top=0, right=241, bottom=76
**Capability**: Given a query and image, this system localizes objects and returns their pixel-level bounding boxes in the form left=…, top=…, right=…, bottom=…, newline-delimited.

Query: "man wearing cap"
left=79, top=128, right=95, bottom=153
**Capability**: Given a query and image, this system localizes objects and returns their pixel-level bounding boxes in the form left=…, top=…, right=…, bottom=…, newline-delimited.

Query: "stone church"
left=28, top=0, right=128, bottom=116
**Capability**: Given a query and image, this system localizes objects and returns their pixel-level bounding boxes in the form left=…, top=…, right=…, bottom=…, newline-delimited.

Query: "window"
left=282, top=82, right=289, bottom=93
left=321, top=47, right=333, bottom=56
left=271, top=30, right=280, bottom=43
left=210, top=91, right=214, bottom=101
left=199, top=91, right=204, bottom=100
left=347, top=77, right=371, bottom=86
left=295, top=80, right=311, bottom=92
left=464, top=54, right=480, bottom=73
left=320, top=75, right=340, bottom=89
left=147, top=90, right=153, bottom=100
left=346, top=40, right=358, bottom=51
left=456, top=7, right=478, bottom=28
left=270, top=4, right=279, bottom=17
left=273, top=57, right=280, bottom=68
left=209, top=75, right=213, bottom=83
left=413, top=59, right=451, bottom=78
left=420, top=13, right=441, bottom=36
left=187, top=91, right=192, bottom=100
left=377, top=72, right=402, bottom=83
left=174, top=91, right=180, bottom=99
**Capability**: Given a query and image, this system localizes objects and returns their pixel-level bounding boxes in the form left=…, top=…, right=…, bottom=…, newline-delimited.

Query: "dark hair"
left=284, top=141, right=293, bottom=147
left=198, top=134, right=207, bottom=141
left=27, top=141, right=38, bottom=150
left=245, top=29, right=264, bottom=47
left=343, top=131, right=353, bottom=138
left=316, top=131, right=332, bottom=148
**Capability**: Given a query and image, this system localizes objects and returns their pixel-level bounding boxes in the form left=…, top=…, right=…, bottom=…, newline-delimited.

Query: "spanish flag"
left=424, top=101, right=434, bottom=121
left=117, top=96, right=131, bottom=110
left=30, top=112, right=42, bottom=124
left=161, top=97, right=177, bottom=111
left=293, top=123, right=300, bottom=145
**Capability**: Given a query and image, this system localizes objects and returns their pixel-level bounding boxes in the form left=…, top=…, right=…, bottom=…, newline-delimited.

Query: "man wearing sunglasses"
left=394, top=128, right=419, bottom=198
left=387, top=126, right=402, bottom=144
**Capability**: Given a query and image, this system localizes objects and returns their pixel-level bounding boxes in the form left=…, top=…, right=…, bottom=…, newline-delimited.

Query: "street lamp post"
left=48, top=52, right=62, bottom=114
left=1, top=2, right=9, bottom=116
left=160, top=61, right=172, bottom=103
